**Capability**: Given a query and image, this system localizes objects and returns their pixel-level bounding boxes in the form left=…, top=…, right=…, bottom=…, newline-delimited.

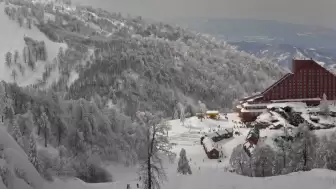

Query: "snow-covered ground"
left=0, top=2, right=67, bottom=86
left=45, top=113, right=336, bottom=189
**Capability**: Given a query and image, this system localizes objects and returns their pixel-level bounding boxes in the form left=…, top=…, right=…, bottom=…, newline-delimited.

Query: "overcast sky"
left=71, top=0, right=336, bottom=28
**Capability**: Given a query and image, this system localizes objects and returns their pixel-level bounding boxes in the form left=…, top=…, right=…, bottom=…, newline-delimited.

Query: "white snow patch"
left=67, top=70, right=79, bottom=87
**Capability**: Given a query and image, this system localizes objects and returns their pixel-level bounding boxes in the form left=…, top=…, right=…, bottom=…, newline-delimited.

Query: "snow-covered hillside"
left=0, top=2, right=67, bottom=86
left=0, top=125, right=44, bottom=189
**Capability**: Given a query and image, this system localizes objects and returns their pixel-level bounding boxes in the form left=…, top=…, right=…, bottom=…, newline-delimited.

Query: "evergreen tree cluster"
left=177, top=148, right=192, bottom=175
left=230, top=124, right=336, bottom=177
left=0, top=80, right=173, bottom=184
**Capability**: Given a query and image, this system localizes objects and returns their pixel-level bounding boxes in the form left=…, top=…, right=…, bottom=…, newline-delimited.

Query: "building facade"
left=237, top=59, right=336, bottom=122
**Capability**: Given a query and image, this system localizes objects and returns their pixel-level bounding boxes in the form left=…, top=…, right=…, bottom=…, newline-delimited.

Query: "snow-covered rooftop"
left=206, top=128, right=233, bottom=139
left=267, top=102, right=308, bottom=112
left=206, top=110, right=219, bottom=114
left=202, top=137, right=215, bottom=151
left=241, top=108, right=266, bottom=113
left=271, top=98, right=321, bottom=102
left=242, top=102, right=269, bottom=107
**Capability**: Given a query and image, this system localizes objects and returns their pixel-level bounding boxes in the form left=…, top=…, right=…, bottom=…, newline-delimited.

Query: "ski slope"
left=0, top=2, right=67, bottom=86
left=46, top=113, right=336, bottom=189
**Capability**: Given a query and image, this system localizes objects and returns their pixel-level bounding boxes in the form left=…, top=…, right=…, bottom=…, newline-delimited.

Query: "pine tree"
left=11, top=69, right=17, bottom=82
left=177, top=148, right=192, bottom=175
left=57, top=47, right=64, bottom=63
left=40, top=111, right=50, bottom=147
left=177, top=102, right=185, bottom=126
left=28, top=133, right=40, bottom=172
left=5, top=52, right=12, bottom=67
left=11, top=118, right=24, bottom=147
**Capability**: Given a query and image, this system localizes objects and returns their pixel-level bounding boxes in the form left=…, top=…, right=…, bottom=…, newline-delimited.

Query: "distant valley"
left=171, top=18, right=336, bottom=71
left=230, top=41, right=336, bottom=71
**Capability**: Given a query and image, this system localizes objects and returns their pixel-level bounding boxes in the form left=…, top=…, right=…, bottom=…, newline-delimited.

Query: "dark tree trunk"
left=147, top=156, right=151, bottom=189
left=44, top=127, right=47, bottom=147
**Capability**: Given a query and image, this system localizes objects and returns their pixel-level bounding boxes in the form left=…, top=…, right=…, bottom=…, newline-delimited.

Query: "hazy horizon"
left=71, top=0, right=336, bottom=29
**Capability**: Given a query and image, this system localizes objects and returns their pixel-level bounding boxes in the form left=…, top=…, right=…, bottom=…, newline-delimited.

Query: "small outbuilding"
left=206, top=110, right=220, bottom=120
left=202, top=137, right=220, bottom=159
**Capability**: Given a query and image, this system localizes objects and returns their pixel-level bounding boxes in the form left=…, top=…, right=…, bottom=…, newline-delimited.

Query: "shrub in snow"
left=177, top=148, right=192, bottom=175
left=37, top=149, right=54, bottom=181
left=72, top=154, right=113, bottom=183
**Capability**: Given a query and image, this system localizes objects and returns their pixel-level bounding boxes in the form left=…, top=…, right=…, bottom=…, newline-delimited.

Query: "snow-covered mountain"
left=171, top=18, right=336, bottom=71
left=2, top=1, right=336, bottom=189
left=229, top=41, right=336, bottom=71
left=171, top=18, right=336, bottom=49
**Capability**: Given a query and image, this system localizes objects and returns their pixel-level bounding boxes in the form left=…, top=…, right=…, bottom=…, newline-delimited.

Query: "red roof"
left=242, top=58, right=336, bottom=103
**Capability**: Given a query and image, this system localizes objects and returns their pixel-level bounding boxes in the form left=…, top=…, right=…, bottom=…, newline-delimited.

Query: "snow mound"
left=166, top=169, right=336, bottom=189
left=46, top=168, right=336, bottom=189
left=0, top=2, right=67, bottom=86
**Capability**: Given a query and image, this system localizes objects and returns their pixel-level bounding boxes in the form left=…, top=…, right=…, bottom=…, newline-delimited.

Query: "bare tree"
left=251, top=142, right=275, bottom=177
left=17, top=16, right=23, bottom=27
left=289, top=124, right=318, bottom=172
left=22, top=46, right=27, bottom=63
left=229, top=144, right=251, bottom=176
left=18, top=63, right=25, bottom=75
left=27, top=18, right=32, bottom=29
left=177, top=102, right=185, bottom=126
left=136, top=111, right=174, bottom=189
left=198, top=100, right=207, bottom=114
left=41, top=111, right=50, bottom=147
